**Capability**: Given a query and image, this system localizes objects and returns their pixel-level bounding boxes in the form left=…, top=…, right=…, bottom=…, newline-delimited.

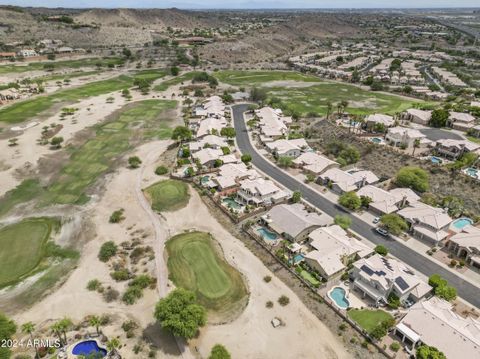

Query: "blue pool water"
left=430, top=156, right=442, bottom=164
left=257, top=227, right=278, bottom=241
left=222, top=198, right=241, bottom=210
left=293, top=254, right=304, bottom=264
left=371, top=137, right=382, bottom=144
left=466, top=167, right=478, bottom=178
left=201, top=175, right=210, bottom=184
left=72, top=340, right=107, bottom=357
left=329, top=287, right=350, bottom=309
left=452, top=218, right=473, bottom=230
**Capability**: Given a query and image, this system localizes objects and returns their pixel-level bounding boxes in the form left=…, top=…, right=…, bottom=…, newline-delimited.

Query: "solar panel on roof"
left=395, top=276, right=410, bottom=291
left=361, top=265, right=374, bottom=276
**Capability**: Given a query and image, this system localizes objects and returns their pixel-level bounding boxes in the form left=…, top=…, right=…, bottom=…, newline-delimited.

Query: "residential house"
left=397, top=202, right=453, bottom=244
left=357, top=185, right=419, bottom=215
left=191, top=148, right=224, bottom=168
left=448, top=112, right=476, bottom=131
left=236, top=178, right=289, bottom=206
left=196, top=116, right=228, bottom=138
left=189, top=135, right=228, bottom=153
left=0, top=52, right=16, bottom=59
left=265, top=138, right=310, bottom=158
left=195, top=96, right=225, bottom=117
left=446, top=226, right=480, bottom=270
left=434, top=139, right=480, bottom=160
left=403, top=109, right=432, bottom=125
left=0, top=89, right=20, bottom=101
left=17, top=49, right=38, bottom=57
left=293, top=152, right=339, bottom=176
left=319, top=168, right=379, bottom=194
left=385, top=127, right=427, bottom=148
left=255, top=107, right=288, bottom=141
left=305, top=225, right=373, bottom=280
left=365, top=114, right=395, bottom=132
left=394, top=297, right=480, bottom=359
left=208, top=163, right=259, bottom=191
left=261, top=203, right=333, bottom=242
left=352, top=254, right=432, bottom=306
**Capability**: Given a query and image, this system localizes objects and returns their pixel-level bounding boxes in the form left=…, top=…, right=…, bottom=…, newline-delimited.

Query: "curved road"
left=232, top=103, right=480, bottom=308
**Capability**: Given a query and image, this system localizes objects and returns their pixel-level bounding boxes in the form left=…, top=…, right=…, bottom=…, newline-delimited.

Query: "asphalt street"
left=232, top=103, right=480, bottom=308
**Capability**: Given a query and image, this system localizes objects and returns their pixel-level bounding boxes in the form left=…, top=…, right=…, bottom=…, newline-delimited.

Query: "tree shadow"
left=142, top=322, right=182, bottom=356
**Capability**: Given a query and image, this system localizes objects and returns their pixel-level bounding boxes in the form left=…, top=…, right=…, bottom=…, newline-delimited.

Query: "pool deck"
left=67, top=338, right=108, bottom=358
left=325, top=282, right=371, bottom=309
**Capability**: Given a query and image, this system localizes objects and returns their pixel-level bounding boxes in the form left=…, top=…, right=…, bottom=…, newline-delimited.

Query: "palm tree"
left=326, top=101, right=333, bottom=120
left=340, top=100, right=349, bottom=116
left=58, top=318, right=73, bottom=345
left=412, top=138, right=421, bottom=156
left=22, top=322, right=38, bottom=357
left=107, top=338, right=121, bottom=353
left=89, top=316, right=101, bottom=336
left=51, top=322, right=63, bottom=346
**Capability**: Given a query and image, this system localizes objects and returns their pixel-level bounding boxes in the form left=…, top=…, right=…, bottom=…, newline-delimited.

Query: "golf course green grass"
left=214, top=70, right=430, bottom=116
left=214, top=70, right=321, bottom=86
left=0, top=217, right=60, bottom=288
left=166, top=231, right=248, bottom=317
left=0, top=57, right=124, bottom=75
left=0, top=70, right=166, bottom=124
left=144, top=179, right=190, bottom=212
left=0, top=100, right=176, bottom=212
left=347, top=309, right=394, bottom=334
left=153, top=71, right=202, bottom=91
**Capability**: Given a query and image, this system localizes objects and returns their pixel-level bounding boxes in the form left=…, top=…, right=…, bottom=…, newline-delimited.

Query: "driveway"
left=232, top=103, right=480, bottom=308
left=419, top=128, right=464, bottom=141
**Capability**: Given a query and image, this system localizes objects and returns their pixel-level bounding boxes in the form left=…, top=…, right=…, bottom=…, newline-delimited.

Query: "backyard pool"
left=328, top=287, right=350, bottom=309
left=200, top=175, right=210, bottom=184
left=257, top=227, right=278, bottom=241
left=452, top=218, right=473, bottom=230
left=222, top=197, right=242, bottom=210
left=370, top=137, right=383, bottom=144
left=289, top=253, right=305, bottom=265
left=465, top=167, right=479, bottom=179
left=72, top=340, right=107, bottom=357
left=430, top=156, right=443, bottom=164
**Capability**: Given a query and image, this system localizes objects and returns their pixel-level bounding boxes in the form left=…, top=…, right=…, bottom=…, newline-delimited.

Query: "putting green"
left=144, top=179, right=190, bottom=212
left=166, top=231, right=248, bottom=317
left=0, top=217, right=59, bottom=288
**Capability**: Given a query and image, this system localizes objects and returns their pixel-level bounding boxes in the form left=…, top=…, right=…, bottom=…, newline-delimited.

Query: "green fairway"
left=347, top=309, right=394, bottom=334
left=266, top=83, right=426, bottom=116
left=153, top=71, right=202, bottom=91
left=0, top=57, right=124, bottom=75
left=214, top=70, right=322, bottom=86
left=166, top=231, right=248, bottom=316
left=0, top=217, right=59, bottom=288
left=0, top=100, right=176, bottom=212
left=144, top=179, right=190, bottom=212
left=0, top=70, right=166, bottom=124
left=214, top=70, right=430, bottom=116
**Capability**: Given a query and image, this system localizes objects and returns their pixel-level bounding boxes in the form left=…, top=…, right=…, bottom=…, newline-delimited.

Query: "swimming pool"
left=257, top=227, right=278, bottom=241
left=222, top=197, right=242, bottom=210
left=289, top=253, right=305, bottom=265
left=328, top=287, right=350, bottom=310
left=200, top=175, right=210, bottom=184
left=465, top=167, right=478, bottom=178
left=430, top=156, right=442, bottom=164
left=452, top=218, right=473, bottom=230
left=370, top=137, right=383, bottom=144
left=72, top=340, right=107, bottom=357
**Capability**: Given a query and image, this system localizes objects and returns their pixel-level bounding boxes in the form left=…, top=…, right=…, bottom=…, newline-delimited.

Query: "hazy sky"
left=2, top=0, right=480, bottom=9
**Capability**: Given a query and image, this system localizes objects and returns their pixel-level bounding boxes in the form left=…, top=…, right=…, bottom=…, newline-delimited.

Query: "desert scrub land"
left=166, top=231, right=248, bottom=320
left=0, top=69, right=166, bottom=124
left=0, top=100, right=176, bottom=212
left=0, top=217, right=61, bottom=288
left=308, top=120, right=480, bottom=214
left=144, top=179, right=190, bottom=212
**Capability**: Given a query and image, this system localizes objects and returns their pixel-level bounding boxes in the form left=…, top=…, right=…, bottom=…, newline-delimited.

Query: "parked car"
left=375, top=227, right=389, bottom=237
left=373, top=217, right=380, bottom=224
